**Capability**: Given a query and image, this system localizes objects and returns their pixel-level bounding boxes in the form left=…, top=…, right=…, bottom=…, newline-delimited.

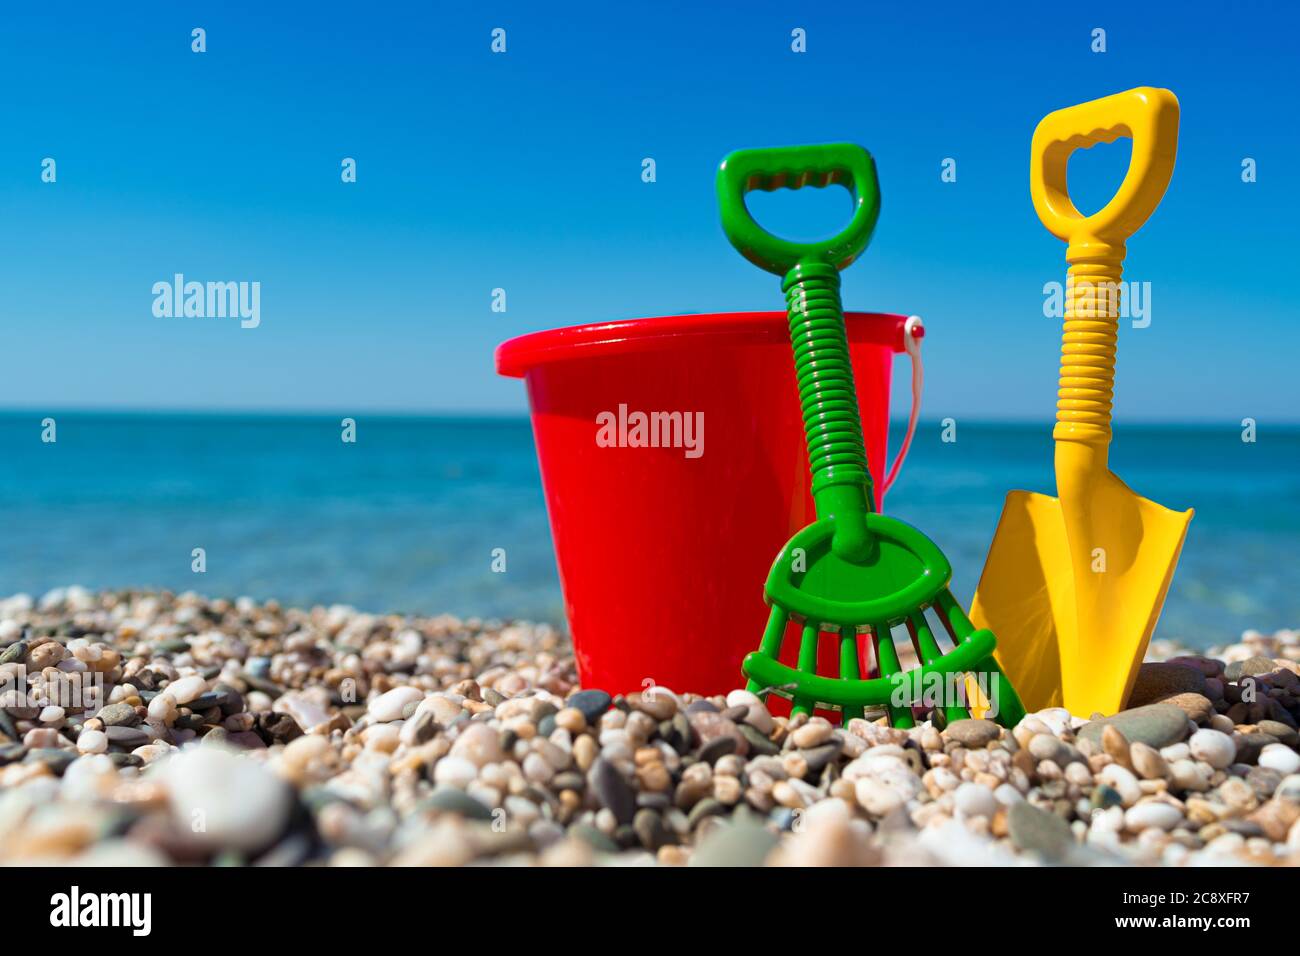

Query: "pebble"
left=1224, top=656, right=1277, bottom=681
left=1125, top=801, right=1183, bottom=832
left=1078, top=703, right=1189, bottom=749
left=423, top=786, right=494, bottom=821
left=161, top=745, right=292, bottom=851
left=1258, top=743, right=1300, bottom=775
left=724, top=689, right=773, bottom=734
left=632, top=808, right=673, bottom=851
left=1007, top=802, right=1074, bottom=862
left=1159, top=692, right=1215, bottom=724
left=76, top=730, right=109, bottom=754
left=449, top=723, right=505, bottom=768
left=368, top=686, right=423, bottom=723
left=1127, top=662, right=1207, bottom=706
left=855, top=778, right=905, bottom=816
left=1188, top=729, right=1236, bottom=770
left=944, top=719, right=1000, bottom=747
left=96, top=702, right=141, bottom=727
left=954, top=782, right=997, bottom=819
left=104, top=725, right=150, bottom=748
left=791, top=718, right=833, bottom=749
left=568, top=689, right=612, bottom=725
left=163, top=675, right=208, bottom=705
left=689, top=819, right=778, bottom=867
left=433, top=756, right=478, bottom=788
left=589, top=757, right=635, bottom=825
left=1129, top=742, right=1169, bottom=781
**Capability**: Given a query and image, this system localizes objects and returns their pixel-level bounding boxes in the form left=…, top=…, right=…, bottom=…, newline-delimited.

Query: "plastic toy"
left=718, top=143, right=1024, bottom=728
left=970, top=88, right=1193, bottom=717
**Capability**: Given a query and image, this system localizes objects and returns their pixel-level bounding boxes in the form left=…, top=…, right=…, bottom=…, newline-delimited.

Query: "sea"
left=1, top=412, right=1296, bottom=651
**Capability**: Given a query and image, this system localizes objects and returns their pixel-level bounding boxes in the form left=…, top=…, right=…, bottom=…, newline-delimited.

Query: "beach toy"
left=970, top=88, right=1192, bottom=716
left=496, top=309, right=917, bottom=697
left=718, top=143, right=1024, bottom=727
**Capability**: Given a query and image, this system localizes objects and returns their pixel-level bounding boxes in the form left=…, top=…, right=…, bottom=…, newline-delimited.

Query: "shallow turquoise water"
left=0, top=412, right=1295, bottom=649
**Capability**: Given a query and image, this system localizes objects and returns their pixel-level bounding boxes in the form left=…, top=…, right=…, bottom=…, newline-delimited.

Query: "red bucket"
left=496, top=311, right=916, bottom=698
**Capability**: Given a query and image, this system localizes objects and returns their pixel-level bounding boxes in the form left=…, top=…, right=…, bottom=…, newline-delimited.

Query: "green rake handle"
left=716, top=143, right=880, bottom=276
left=717, top=144, right=882, bottom=561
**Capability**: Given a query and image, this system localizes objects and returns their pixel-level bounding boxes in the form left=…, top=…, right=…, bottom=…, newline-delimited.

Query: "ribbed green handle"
left=717, top=144, right=881, bottom=559
left=783, top=262, right=873, bottom=547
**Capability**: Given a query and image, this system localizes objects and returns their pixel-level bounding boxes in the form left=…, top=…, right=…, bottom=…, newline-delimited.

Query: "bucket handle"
left=882, top=315, right=924, bottom=499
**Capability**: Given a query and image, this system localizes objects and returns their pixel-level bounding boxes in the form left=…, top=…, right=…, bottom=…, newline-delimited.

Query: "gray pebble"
left=25, top=748, right=76, bottom=775
left=738, top=723, right=779, bottom=757
left=687, top=797, right=728, bottom=829
left=633, top=808, right=673, bottom=851
left=96, top=702, right=141, bottom=727
left=1225, top=656, right=1278, bottom=681
left=570, top=823, right=619, bottom=853
left=944, top=719, right=1001, bottom=747
left=588, top=757, right=635, bottom=825
left=689, top=819, right=778, bottom=867
left=104, top=725, right=150, bottom=747
left=568, top=689, right=612, bottom=725
left=422, top=786, right=494, bottom=821
left=698, top=736, right=737, bottom=765
left=1078, top=703, right=1189, bottom=749
left=1008, top=802, right=1074, bottom=862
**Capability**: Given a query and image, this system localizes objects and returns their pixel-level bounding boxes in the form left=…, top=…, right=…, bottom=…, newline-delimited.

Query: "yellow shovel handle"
left=1029, top=87, right=1179, bottom=444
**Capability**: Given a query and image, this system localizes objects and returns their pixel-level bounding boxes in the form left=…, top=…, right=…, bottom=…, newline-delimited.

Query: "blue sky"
left=0, top=1, right=1295, bottom=421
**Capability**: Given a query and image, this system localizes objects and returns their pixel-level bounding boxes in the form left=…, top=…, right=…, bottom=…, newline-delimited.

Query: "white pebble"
left=76, top=729, right=109, bottom=754
left=1099, top=764, right=1142, bottom=806
left=994, top=783, right=1024, bottom=806
left=1161, top=742, right=1191, bottom=762
left=160, top=746, right=292, bottom=851
left=148, top=694, right=178, bottom=723
left=1170, top=758, right=1212, bottom=792
left=725, top=689, right=773, bottom=734
left=368, top=686, right=423, bottom=723
left=1125, top=801, right=1183, bottom=832
left=1189, top=729, right=1235, bottom=770
left=39, top=705, right=65, bottom=724
left=1258, top=743, right=1300, bottom=775
left=450, top=723, right=505, bottom=768
left=522, top=752, right=555, bottom=784
left=953, top=782, right=997, bottom=819
left=433, top=755, right=478, bottom=788
left=164, top=675, right=208, bottom=705
left=855, top=777, right=904, bottom=816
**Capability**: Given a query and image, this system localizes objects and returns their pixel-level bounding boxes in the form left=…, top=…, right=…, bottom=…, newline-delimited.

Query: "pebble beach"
left=2, top=587, right=1299, bottom=867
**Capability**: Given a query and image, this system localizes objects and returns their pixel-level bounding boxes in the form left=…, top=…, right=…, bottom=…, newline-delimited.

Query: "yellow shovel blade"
left=971, top=481, right=1192, bottom=716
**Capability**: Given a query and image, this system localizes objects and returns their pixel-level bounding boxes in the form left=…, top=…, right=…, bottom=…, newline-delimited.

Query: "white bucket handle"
left=881, top=315, right=924, bottom=498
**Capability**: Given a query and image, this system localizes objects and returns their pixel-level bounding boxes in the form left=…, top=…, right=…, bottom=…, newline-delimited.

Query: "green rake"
left=716, top=143, right=1024, bottom=729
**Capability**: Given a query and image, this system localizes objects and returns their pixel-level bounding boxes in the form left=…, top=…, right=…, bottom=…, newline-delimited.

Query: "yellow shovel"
left=970, top=87, right=1193, bottom=717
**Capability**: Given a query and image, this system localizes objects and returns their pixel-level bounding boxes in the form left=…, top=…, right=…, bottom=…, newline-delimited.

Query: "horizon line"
left=0, top=406, right=1291, bottom=428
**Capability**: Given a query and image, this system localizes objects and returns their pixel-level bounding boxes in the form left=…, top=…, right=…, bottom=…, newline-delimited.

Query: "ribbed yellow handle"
left=1030, top=88, right=1179, bottom=450
left=1054, top=246, right=1124, bottom=445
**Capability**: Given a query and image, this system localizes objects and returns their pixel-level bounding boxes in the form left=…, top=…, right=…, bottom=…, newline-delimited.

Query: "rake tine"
left=872, top=622, right=913, bottom=729
left=935, top=589, right=1026, bottom=727
left=838, top=625, right=864, bottom=724
left=908, top=610, right=967, bottom=725
left=746, top=606, right=790, bottom=695
left=791, top=622, right=820, bottom=717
